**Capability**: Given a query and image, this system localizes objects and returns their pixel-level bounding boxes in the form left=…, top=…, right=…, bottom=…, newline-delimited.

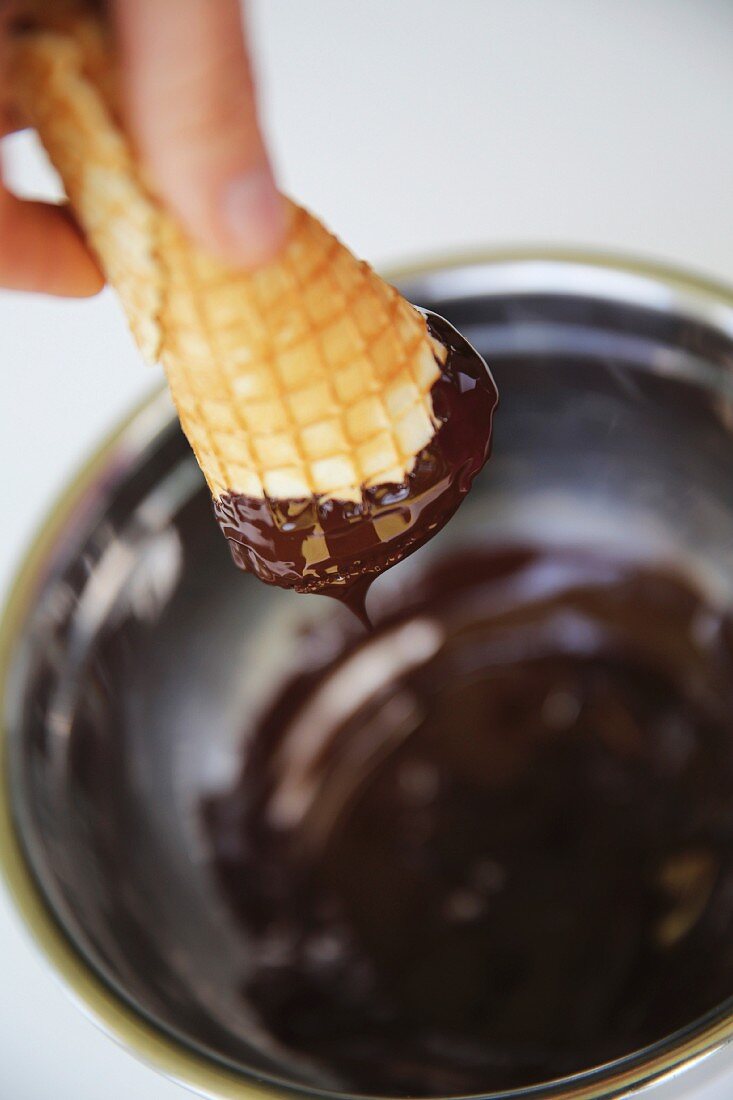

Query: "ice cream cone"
left=10, top=5, right=444, bottom=505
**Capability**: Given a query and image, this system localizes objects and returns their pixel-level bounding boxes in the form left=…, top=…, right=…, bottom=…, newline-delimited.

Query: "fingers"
left=114, top=0, right=286, bottom=269
left=0, top=159, right=103, bottom=296
left=0, top=6, right=101, bottom=297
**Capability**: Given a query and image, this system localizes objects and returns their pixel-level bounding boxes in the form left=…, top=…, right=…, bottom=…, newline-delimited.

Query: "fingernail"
left=221, top=167, right=286, bottom=267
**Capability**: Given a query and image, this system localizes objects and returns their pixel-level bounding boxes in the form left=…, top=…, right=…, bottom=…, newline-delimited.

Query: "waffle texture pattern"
left=12, top=9, right=442, bottom=501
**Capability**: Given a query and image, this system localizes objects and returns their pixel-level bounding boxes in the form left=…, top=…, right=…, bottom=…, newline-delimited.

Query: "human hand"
left=0, top=0, right=285, bottom=297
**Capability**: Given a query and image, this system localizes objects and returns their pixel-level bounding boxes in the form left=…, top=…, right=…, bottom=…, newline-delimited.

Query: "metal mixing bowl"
left=3, top=252, right=733, bottom=1100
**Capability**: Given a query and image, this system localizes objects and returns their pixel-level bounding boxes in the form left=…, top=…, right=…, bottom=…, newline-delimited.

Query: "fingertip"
left=216, top=167, right=288, bottom=268
left=37, top=225, right=105, bottom=299
left=60, top=258, right=105, bottom=298
left=0, top=197, right=104, bottom=297
left=52, top=208, right=106, bottom=296
left=115, top=0, right=286, bottom=271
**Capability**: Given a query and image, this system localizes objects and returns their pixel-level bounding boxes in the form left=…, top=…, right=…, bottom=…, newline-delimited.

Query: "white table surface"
left=2, top=2, right=733, bottom=1096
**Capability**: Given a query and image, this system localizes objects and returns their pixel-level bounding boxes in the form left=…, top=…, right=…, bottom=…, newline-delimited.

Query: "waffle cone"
left=10, top=7, right=443, bottom=503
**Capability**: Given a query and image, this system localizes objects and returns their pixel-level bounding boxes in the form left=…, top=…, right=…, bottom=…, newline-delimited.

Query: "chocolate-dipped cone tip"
left=214, top=312, right=497, bottom=599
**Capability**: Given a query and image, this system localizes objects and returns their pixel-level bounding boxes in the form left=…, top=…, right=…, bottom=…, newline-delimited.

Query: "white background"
left=2, top=2, right=733, bottom=1096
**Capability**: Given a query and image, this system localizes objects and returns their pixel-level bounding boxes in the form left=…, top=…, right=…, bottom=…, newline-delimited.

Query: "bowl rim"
left=3, top=247, right=733, bottom=1100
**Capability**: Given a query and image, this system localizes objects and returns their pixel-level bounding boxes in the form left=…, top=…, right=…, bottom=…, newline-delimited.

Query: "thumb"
left=113, top=0, right=286, bottom=269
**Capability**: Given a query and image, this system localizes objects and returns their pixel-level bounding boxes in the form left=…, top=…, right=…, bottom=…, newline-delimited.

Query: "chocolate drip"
left=213, top=311, right=497, bottom=615
left=204, top=545, right=733, bottom=1095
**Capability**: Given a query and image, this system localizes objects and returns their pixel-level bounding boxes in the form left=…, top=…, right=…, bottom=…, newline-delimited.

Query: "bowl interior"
left=7, top=259, right=733, bottom=1098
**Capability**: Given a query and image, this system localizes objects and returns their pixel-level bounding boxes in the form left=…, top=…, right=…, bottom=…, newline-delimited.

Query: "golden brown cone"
left=10, top=7, right=443, bottom=502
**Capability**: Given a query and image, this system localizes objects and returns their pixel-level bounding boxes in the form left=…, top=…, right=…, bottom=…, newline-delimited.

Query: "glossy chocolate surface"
left=204, top=545, right=733, bottom=1095
left=214, top=310, right=497, bottom=618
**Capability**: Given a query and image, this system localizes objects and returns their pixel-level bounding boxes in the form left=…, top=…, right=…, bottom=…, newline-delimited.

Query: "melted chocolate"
left=204, top=545, right=733, bottom=1096
left=213, top=311, right=497, bottom=620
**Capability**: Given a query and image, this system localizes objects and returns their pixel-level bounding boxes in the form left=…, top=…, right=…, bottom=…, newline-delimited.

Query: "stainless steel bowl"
left=3, top=252, right=733, bottom=1100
